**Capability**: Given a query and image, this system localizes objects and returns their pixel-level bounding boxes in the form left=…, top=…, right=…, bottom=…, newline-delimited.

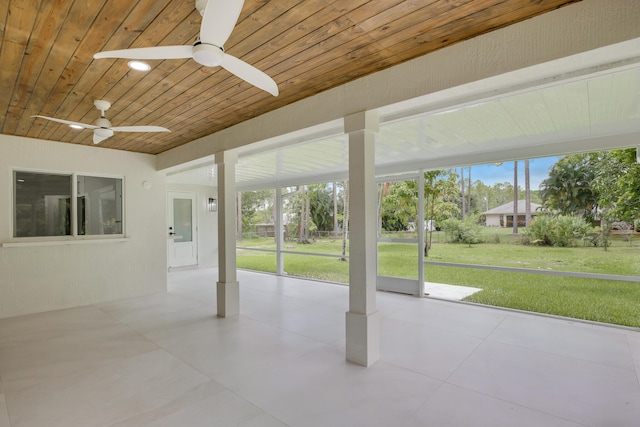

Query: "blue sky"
left=466, top=156, right=560, bottom=189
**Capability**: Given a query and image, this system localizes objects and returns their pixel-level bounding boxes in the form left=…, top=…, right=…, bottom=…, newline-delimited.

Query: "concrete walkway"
left=424, top=282, right=482, bottom=300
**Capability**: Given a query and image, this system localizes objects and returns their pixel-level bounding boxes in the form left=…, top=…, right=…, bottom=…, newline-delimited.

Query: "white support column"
left=345, top=111, right=380, bottom=367
left=215, top=151, right=239, bottom=317
left=418, top=170, right=425, bottom=296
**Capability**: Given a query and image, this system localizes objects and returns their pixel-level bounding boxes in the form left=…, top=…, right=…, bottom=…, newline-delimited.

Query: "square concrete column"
left=215, top=151, right=239, bottom=317
left=345, top=111, right=381, bottom=367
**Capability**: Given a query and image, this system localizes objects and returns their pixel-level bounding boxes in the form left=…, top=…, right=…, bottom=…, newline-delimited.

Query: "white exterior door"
left=167, top=191, right=198, bottom=268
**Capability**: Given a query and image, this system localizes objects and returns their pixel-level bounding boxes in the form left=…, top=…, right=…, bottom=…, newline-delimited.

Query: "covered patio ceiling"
left=167, top=38, right=640, bottom=190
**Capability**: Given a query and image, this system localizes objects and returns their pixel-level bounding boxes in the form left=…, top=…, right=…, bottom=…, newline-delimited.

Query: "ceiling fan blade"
left=32, top=115, right=98, bottom=129
left=111, top=125, right=171, bottom=133
left=200, top=0, right=244, bottom=46
left=94, top=46, right=194, bottom=60
left=221, top=53, right=278, bottom=96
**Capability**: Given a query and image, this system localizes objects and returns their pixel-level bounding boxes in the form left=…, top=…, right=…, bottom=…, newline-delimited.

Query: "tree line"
left=236, top=148, right=639, bottom=249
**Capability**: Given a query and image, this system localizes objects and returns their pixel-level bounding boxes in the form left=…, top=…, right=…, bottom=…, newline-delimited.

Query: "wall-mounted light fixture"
left=208, top=197, right=217, bottom=212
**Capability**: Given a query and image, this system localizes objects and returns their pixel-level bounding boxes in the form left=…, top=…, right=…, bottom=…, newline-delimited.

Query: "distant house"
left=483, top=200, right=541, bottom=227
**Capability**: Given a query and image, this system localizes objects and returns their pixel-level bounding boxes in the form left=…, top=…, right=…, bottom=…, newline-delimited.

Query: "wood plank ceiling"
left=0, top=0, right=580, bottom=155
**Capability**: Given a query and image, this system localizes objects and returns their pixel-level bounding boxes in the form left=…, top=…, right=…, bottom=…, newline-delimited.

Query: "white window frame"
left=10, top=168, right=126, bottom=244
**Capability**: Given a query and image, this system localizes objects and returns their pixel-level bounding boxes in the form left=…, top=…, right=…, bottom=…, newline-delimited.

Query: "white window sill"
left=1, top=238, right=131, bottom=248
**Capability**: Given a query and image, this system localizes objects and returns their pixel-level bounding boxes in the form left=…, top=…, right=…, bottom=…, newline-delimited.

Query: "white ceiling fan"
left=93, top=0, right=278, bottom=96
left=32, top=100, right=170, bottom=145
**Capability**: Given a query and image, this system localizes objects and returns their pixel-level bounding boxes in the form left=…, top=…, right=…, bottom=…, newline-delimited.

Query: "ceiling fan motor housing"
left=193, top=44, right=224, bottom=67
left=94, top=117, right=112, bottom=128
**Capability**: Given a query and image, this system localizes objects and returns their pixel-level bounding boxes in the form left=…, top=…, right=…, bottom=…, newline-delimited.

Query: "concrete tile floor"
left=0, top=268, right=638, bottom=426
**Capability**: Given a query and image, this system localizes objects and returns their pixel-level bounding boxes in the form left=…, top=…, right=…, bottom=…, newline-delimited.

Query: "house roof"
left=484, top=200, right=542, bottom=215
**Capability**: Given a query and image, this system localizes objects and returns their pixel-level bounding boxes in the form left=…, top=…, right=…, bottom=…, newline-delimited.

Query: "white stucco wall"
left=485, top=215, right=502, bottom=228
left=166, top=183, right=218, bottom=269
left=0, top=135, right=167, bottom=319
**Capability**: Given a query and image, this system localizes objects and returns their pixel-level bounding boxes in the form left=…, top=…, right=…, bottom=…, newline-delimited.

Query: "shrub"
left=522, top=215, right=594, bottom=247
left=441, top=218, right=481, bottom=246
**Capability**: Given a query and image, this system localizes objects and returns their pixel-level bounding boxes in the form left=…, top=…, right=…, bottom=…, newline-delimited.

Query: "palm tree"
left=333, top=182, right=338, bottom=237
left=460, top=167, right=466, bottom=218
left=513, top=160, right=518, bottom=234
left=297, top=185, right=305, bottom=243
left=341, top=181, right=349, bottom=261
left=525, top=159, right=531, bottom=227
left=237, top=192, right=243, bottom=241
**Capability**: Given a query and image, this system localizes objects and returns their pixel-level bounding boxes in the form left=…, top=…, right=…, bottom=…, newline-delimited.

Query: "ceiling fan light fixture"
left=193, top=44, right=223, bottom=67
left=128, top=60, right=151, bottom=71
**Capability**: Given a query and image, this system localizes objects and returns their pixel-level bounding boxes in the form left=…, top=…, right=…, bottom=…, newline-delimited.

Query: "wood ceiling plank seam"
left=32, top=0, right=142, bottom=142
left=350, top=0, right=435, bottom=33
left=233, top=1, right=371, bottom=74
left=223, top=0, right=307, bottom=53
left=107, top=52, right=255, bottom=125
left=364, top=0, right=487, bottom=51
left=148, top=96, right=274, bottom=147
left=239, top=0, right=272, bottom=22
left=12, top=2, right=588, bottom=155
left=9, top=0, right=73, bottom=136
left=268, top=24, right=400, bottom=79
left=0, top=0, right=40, bottom=133
left=19, top=1, right=99, bottom=142
left=44, top=1, right=188, bottom=134
left=66, top=58, right=202, bottom=146
left=0, top=0, right=9, bottom=41
left=114, top=69, right=240, bottom=139
left=33, top=0, right=148, bottom=140
left=72, top=0, right=432, bottom=152
left=385, top=0, right=579, bottom=61
left=247, top=17, right=378, bottom=86
left=129, top=7, right=314, bottom=132
left=124, top=0, right=382, bottom=145
left=147, top=18, right=400, bottom=141
left=96, top=1, right=196, bottom=52
left=127, top=69, right=278, bottom=139
left=280, top=0, right=576, bottom=99
left=49, top=25, right=202, bottom=145
left=60, top=2, right=200, bottom=142
left=62, top=0, right=186, bottom=121
left=82, top=0, right=282, bottom=150
left=140, top=1, right=540, bottom=155
left=262, top=0, right=572, bottom=109
left=221, top=0, right=325, bottom=69
left=105, top=62, right=206, bottom=130
left=67, top=60, right=198, bottom=146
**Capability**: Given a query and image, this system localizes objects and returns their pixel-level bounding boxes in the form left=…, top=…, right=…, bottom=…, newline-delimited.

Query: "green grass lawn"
left=428, top=267, right=640, bottom=327
left=237, top=233, right=640, bottom=327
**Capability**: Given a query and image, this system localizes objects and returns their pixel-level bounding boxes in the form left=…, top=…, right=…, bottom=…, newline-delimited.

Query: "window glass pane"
left=14, top=172, right=72, bottom=237
left=173, top=198, right=192, bottom=243
left=77, top=176, right=123, bottom=235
